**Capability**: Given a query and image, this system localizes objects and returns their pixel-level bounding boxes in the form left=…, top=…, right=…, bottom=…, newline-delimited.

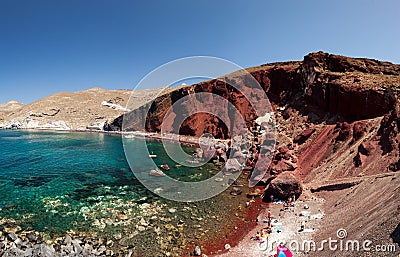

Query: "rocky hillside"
left=116, top=52, right=399, bottom=136
left=0, top=100, right=25, bottom=124
left=116, top=51, right=400, bottom=256
left=0, top=87, right=167, bottom=130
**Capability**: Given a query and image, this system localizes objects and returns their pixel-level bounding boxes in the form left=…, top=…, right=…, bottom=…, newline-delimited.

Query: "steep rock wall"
left=112, top=52, right=400, bottom=139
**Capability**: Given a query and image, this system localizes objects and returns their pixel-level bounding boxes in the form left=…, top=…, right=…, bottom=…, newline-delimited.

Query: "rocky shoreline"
left=0, top=177, right=268, bottom=257
left=0, top=218, right=112, bottom=256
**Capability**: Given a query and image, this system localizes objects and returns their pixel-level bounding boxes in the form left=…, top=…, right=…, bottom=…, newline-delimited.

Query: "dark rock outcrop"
left=300, top=52, right=400, bottom=120
left=264, top=172, right=303, bottom=200
left=294, top=128, right=316, bottom=144
left=378, top=102, right=400, bottom=154
left=391, top=223, right=400, bottom=244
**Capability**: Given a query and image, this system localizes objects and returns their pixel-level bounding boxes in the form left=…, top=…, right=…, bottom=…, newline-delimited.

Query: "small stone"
left=39, top=244, right=55, bottom=255
left=194, top=245, right=201, bottom=256
left=73, top=241, right=83, bottom=254
left=94, top=245, right=106, bottom=255
left=26, top=232, right=37, bottom=242
left=139, top=218, right=148, bottom=227
left=14, top=238, right=22, bottom=245
left=168, top=208, right=177, bottom=213
left=230, top=187, right=242, bottom=196
left=224, top=243, right=231, bottom=250
left=8, top=232, right=18, bottom=241
left=117, top=213, right=128, bottom=220
left=4, top=225, right=22, bottom=233
left=64, top=234, right=72, bottom=245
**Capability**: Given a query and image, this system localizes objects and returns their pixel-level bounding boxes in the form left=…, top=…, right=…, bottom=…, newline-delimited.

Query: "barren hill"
left=0, top=87, right=170, bottom=130
left=0, top=100, right=25, bottom=122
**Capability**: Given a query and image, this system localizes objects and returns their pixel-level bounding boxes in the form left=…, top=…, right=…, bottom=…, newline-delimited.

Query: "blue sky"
left=0, top=0, right=399, bottom=103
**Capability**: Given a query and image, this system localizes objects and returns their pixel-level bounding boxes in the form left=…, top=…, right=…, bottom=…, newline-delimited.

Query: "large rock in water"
left=265, top=172, right=302, bottom=200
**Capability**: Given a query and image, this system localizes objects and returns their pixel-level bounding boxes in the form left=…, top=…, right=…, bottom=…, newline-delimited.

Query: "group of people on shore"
left=252, top=210, right=274, bottom=244
left=252, top=200, right=298, bottom=257
left=252, top=209, right=294, bottom=257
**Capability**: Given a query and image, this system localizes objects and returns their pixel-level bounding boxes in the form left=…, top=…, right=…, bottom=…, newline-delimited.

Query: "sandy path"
left=214, top=197, right=324, bottom=257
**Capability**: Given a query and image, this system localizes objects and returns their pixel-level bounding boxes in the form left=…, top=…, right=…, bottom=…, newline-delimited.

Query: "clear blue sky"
left=0, top=0, right=399, bottom=103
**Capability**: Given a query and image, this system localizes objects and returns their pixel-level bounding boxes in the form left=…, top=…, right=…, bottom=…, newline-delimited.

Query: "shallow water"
left=0, top=130, right=214, bottom=234
left=0, top=130, right=254, bottom=256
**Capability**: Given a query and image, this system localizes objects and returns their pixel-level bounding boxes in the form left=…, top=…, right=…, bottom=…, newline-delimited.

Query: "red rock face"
left=121, top=62, right=301, bottom=138
left=112, top=52, right=400, bottom=184
left=300, top=52, right=400, bottom=120
left=116, top=52, right=400, bottom=139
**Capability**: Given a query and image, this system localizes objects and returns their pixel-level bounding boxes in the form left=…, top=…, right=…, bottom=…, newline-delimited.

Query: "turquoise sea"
left=0, top=130, right=215, bottom=236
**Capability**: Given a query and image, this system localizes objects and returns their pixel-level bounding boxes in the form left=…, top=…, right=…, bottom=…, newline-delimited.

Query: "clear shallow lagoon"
left=0, top=130, right=249, bottom=256
left=0, top=130, right=214, bottom=234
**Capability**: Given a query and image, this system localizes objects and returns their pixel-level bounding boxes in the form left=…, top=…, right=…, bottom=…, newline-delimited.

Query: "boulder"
left=294, top=128, right=315, bottom=144
left=265, top=172, right=302, bottom=200
left=149, top=169, right=166, bottom=177
left=230, top=187, right=242, bottom=196
left=335, top=122, right=352, bottom=141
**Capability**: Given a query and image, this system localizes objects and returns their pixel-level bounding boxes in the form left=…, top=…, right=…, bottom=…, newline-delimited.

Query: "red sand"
left=185, top=194, right=269, bottom=256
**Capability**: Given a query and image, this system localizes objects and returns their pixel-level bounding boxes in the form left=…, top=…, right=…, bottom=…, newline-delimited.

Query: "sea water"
left=0, top=130, right=215, bottom=235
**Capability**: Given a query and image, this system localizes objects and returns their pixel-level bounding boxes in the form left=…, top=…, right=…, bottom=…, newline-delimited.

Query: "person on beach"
left=267, top=219, right=272, bottom=228
left=300, top=220, right=306, bottom=231
left=267, top=210, right=272, bottom=220
left=258, top=231, right=264, bottom=243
